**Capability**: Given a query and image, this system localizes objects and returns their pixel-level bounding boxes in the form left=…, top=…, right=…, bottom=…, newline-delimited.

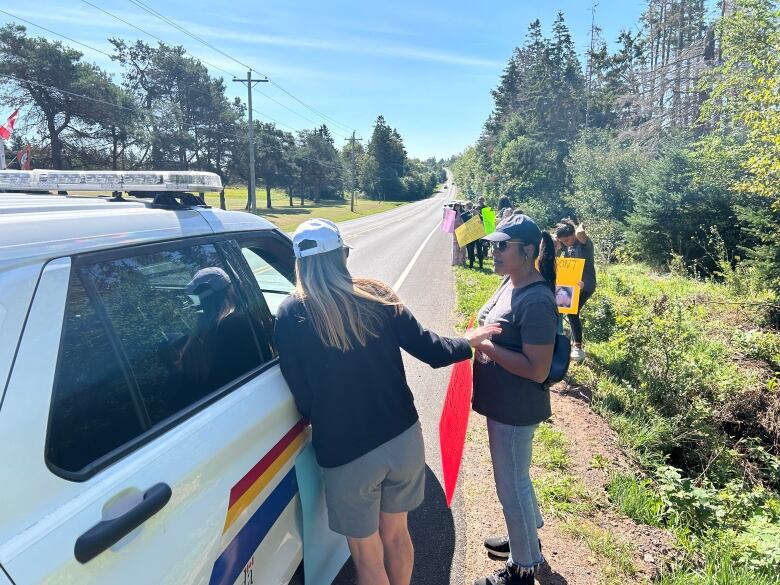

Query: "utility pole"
left=233, top=70, right=268, bottom=213
left=344, top=131, right=362, bottom=212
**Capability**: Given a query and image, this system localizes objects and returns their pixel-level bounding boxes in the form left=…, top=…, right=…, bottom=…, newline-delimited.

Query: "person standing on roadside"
left=471, top=214, right=558, bottom=585
left=497, top=195, right=514, bottom=221
left=275, top=218, right=500, bottom=585
left=451, top=203, right=466, bottom=266
left=461, top=202, right=480, bottom=269
left=554, top=219, right=597, bottom=363
left=462, top=200, right=486, bottom=269
left=475, top=196, right=490, bottom=265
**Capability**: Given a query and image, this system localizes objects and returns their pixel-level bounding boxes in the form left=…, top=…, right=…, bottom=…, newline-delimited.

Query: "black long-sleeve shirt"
left=274, top=295, right=472, bottom=467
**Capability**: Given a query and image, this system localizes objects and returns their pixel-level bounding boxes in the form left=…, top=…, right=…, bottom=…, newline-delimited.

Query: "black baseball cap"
left=482, top=213, right=542, bottom=243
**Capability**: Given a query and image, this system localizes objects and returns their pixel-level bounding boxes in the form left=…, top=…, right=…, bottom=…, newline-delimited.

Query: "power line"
left=0, top=73, right=137, bottom=111
left=78, top=0, right=238, bottom=79
left=0, top=73, right=346, bottom=172
left=1, top=8, right=305, bottom=137
left=268, top=81, right=354, bottom=134
left=121, top=0, right=356, bottom=134
left=251, top=108, right=299, bottom=133
left=253, top=88, right=318, bottom=126
left=0, top=9, right=245, bottom=129
left=0, top=73, right=244, bottom=144
left=0, top=11, right=348, bottom=172
left=0, top=8, right=113, bottom=59
left=73, top=2, right=319, bottom=136
left=126, top=0, right=252, bottom=71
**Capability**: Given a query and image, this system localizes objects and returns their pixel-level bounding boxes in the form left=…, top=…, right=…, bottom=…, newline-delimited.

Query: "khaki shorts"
left=321, top=421, right=425, bottom=538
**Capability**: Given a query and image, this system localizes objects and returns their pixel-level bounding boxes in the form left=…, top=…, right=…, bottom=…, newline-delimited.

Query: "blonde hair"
left=295, top=248, right=400, bottom=351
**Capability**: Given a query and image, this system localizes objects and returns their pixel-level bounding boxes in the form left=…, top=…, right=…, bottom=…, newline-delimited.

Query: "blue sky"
left=2, top=1, right=652, bottom=159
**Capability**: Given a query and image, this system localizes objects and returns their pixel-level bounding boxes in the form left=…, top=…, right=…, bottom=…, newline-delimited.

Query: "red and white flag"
left=0, top=108, right=19, bottom=141
left=16, top=144, right=31, bottom=170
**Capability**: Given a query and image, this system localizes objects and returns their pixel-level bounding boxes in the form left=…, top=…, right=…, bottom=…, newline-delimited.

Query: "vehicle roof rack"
left=0, top=169, right=223, bottom=194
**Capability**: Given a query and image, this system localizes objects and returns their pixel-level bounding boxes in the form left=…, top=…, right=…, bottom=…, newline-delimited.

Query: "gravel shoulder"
left=461, top=382, right=674, bottom=585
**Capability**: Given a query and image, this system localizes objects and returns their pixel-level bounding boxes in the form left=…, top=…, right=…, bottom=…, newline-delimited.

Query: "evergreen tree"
left=363, top=115, right=406, bottom=200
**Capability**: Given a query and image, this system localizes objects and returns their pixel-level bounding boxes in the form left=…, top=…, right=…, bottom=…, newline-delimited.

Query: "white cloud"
left=4, top=4, right=502, bottom=70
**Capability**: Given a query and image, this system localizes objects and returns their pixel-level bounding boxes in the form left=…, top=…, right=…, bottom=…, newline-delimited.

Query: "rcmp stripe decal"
left=223, top=419, right=307, bottom=532
left=209, top=467, right=298, bottom=585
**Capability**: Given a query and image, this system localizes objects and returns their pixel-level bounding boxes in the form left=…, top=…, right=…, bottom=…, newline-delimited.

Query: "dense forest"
left=452, top=0, right=778, bottom=297
left=0, top=26, right=445, bottom=206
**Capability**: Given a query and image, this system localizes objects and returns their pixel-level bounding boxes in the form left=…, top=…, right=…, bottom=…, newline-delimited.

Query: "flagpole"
left=0, top=139, right=6, bottom=170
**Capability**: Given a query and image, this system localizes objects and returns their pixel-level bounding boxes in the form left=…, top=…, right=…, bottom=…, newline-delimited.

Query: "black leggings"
left=466, top=240, right=484, bottom=268
left=567, top=289, right=594, bottom=344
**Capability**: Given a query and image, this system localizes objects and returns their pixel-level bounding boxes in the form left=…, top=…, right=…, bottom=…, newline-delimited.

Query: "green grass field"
left=205, top=187, right=407, bottom=231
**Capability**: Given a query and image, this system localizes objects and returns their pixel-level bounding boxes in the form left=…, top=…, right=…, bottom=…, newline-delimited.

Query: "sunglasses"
left=490, top=241, right=527, bottom=252
left=343, top=246, right=350, bottom=258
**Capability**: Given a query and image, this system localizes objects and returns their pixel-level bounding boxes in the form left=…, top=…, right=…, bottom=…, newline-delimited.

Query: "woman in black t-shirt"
left=471, top=214, right=558, bottom=585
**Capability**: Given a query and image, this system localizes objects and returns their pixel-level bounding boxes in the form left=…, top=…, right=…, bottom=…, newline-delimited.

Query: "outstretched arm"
left=393, top=306, right=499, bottom=368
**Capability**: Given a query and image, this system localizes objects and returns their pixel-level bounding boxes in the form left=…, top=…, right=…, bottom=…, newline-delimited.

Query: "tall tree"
left=696, top=0, right=780, bottom=292
left=253, top=122, right=298, bottom=209
left=298, top=125, right=343, bottom=203
left=363, top=115, right=407, bottom=200
left=110, top=39, right=241, bottom=174
left=0, top=25, right=132, bottom=169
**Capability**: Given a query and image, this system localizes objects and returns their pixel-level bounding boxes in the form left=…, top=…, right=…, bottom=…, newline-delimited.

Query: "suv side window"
left=47, top=275, right=146, bottom=475
left=48, top=239, right=275, bottom=476
left=236, top=234, right=296, bottom=316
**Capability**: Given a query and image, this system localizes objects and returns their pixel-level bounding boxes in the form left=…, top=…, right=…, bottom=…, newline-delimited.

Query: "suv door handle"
left=74, top=483, right=172, bottom=564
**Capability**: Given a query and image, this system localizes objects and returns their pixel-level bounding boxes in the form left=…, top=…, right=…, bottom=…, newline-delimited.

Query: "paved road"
left=331, top=181, right=466, bottom=585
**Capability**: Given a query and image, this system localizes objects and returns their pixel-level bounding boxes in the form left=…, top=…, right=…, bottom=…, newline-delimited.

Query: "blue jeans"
left=487, top=418, right=544, bottom=571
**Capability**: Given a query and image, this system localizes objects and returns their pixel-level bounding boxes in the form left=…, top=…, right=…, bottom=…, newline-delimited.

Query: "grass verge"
left=569, top=262, right=780, bottom=582
left=205, top=187, right=408, bottom=231
left=561, top=518, right=638, bottom=582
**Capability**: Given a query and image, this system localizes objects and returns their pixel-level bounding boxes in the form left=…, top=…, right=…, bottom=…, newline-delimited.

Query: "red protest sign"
left=439, top=316, right=474, bottom=507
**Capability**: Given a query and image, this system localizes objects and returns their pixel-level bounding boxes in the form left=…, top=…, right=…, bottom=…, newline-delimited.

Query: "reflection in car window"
left=48, top=275, right=145, bottom=474
left=84, top=243, right=270, bottom=424
left=48, top=241, right=277, bottom=475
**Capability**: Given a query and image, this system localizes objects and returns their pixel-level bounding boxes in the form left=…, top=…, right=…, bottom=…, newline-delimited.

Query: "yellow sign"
left=555, top=257, right=585, bottom=315
left=455, top=215, right=486, bottom=247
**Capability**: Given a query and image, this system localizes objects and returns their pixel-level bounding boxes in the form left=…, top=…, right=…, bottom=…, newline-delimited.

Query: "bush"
left=732, top=329, right=780, bottom=373
left=570, top=263, right=780, bottom=579
left=582, top=293, right=616, bottom=342
left=625, top=141, right=743, bottom=276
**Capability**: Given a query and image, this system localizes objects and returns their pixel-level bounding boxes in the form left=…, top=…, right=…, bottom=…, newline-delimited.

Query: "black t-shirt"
left=562, top=239, right=597, bottom=292
left=472, top=279, right=558, bottom=426
left=275, top=294, right=472, bottom=467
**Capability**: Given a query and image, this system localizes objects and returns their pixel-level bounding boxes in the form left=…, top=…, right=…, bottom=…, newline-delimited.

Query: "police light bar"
left=0, top=170, right=223, bottom=192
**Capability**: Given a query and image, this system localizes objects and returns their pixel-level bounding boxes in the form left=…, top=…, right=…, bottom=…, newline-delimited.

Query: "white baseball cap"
left=292, top=218, right=353, bottom=259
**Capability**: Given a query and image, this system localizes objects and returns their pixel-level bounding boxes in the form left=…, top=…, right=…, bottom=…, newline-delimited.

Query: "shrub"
left=582, top=293, right=616, bottom=342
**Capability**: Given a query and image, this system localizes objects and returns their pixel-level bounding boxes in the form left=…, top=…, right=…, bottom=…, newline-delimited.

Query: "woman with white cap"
left=274, top=218, right=500, bottom=585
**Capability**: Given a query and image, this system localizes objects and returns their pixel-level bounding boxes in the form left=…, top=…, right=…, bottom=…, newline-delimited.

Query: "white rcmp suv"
left=0, top=170, right=348, bottom=585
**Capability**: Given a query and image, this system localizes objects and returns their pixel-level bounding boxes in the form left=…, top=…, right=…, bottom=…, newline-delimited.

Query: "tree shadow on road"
left=332, top=465, right=456, bottom=585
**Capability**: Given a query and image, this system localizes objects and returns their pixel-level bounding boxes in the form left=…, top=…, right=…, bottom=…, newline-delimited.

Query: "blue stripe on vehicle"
left=208, top=467, right=298, bottom=585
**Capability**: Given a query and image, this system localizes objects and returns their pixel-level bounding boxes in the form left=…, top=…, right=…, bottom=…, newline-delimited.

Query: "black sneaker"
left=474, top=562, right=534, bottom=585
left=484, top=535, right=510, bottom=559
left=484, top=537, right=542, bottom=559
